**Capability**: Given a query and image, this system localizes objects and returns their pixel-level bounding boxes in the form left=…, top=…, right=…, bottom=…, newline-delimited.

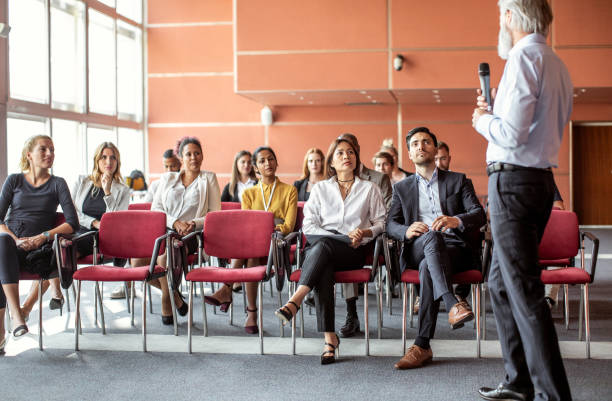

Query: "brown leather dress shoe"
left=394, top=345, right=433, bottom=369
left=448, top=300, right=474, bottom=329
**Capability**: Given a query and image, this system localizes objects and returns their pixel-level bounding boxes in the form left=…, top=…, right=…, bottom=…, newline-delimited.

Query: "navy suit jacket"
left=386, top=169, right=486, bottom=271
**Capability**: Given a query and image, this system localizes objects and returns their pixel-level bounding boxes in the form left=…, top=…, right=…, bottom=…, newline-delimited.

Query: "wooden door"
left=572, top=124, right=612, bottom=225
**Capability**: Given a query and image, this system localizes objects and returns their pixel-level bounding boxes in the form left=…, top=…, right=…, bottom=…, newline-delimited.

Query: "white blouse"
left=236, top=178, right=256, bottom=202
left=303, top=176, right=386, bottom=245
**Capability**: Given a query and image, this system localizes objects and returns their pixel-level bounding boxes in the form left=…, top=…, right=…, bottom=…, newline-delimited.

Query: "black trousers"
left=488, top=170, right=571, bottom=401
left=0, top=233, right=29, bottom=309
left=74, top=226, right=126, bottom=267
left=406, top=230, right=470, bottom=340
left=298, top=237, right=367, bottom=332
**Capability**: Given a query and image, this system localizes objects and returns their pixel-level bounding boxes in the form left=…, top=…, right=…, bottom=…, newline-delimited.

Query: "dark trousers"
left=488, top=170, right=571, bottom=401
left=0, top=233, right=28, bottom=309
left=298, top=237, right=367, bottom=332
left=406, top=230, right=470, bottom=340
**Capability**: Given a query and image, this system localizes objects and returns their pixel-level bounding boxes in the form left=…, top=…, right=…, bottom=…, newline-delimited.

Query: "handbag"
left=24, top=243, right=57, bottom=278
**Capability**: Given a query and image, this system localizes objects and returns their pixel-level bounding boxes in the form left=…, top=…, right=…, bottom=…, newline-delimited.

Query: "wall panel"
left=148, top=26, right=233, bottom=73
left=558, top=49, right=612, bottom=88
left=148, top=0, right=232, bottom=24
left=553, top=0, right=612, bottom=46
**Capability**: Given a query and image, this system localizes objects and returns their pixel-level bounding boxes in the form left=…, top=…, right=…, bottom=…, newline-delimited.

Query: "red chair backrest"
left=203, top=210, right=274, bottom=259
left=538, top=210, right=580, bottom=261
left=98, top=211, right=166, bottom=259
left=221, top=202, right=242, bottom=210
left=128, top=202, right=152, bottom=210
left=294, top=202, right=305, bottom=232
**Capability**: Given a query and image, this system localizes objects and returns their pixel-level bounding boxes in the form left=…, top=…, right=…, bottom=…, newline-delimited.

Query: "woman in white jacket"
left=147, top=136, right=221, bottom=325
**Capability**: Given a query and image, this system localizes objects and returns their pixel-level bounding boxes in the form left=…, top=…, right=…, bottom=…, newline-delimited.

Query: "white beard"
left=498, top=22, right=513, bottom=60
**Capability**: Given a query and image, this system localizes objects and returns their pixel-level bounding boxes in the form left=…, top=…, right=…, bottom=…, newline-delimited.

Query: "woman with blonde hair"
left=69, top=142, right=132, bottom=300
left=221, top=150, right=257, bottom=203
left=0, top=135, right=78, bottom=345
left=293, top=148, right=325, bottom=202
left=381, top=138, right=411, bottom=183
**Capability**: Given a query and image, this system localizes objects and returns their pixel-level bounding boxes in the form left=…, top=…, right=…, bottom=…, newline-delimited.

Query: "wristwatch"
left=43, top=231, right=51, bottom=242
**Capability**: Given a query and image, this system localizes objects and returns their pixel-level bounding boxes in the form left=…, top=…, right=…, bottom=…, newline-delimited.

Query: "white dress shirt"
left=303, top=176, right=386, bottom=245
left=475, top=33, right=573, bottom=168
left=144, top=179, right=160, bottom=203
left=236, top=178, right=256, bottom=202
left=414, top=169, right=464, bottom=233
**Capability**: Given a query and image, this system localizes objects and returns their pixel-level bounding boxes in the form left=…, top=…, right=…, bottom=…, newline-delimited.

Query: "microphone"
left=478, top=62, right=492, bottom=111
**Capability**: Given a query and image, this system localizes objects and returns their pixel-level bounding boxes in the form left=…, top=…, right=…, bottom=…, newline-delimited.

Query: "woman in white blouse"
left=274, top=137, right=386, bottom=365
left=148, top=137, right=221, bottom=325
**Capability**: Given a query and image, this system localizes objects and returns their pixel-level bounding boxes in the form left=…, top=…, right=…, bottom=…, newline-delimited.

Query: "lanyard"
left=259, top=179, right=277, bottom=212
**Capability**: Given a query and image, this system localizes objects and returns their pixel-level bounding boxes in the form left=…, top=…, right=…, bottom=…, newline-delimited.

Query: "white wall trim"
left=148, top=122, right=261, bottom=128
left=148, top=72, right=233, bottom=78
left=147, top=21, right=232, bottom=28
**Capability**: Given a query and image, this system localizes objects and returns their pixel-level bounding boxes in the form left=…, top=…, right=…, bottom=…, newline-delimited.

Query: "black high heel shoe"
left=274, top=300, right=300, bottom=326
left=49, top=297, right=64, bottom=312
left=321, top=333, right=340, bottom=365
left=176, top=291, right=188, bottom=316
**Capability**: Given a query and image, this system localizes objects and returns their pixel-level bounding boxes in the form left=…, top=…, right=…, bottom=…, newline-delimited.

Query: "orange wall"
left=147, top=0, right=612, bottom=202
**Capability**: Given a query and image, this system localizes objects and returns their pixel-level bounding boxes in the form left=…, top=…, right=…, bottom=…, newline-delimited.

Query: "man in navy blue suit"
left=387, top=126, right=486, bottom=369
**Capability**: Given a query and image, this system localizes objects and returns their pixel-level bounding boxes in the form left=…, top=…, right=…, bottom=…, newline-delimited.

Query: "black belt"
left=486, top=162, right=552, bottom=176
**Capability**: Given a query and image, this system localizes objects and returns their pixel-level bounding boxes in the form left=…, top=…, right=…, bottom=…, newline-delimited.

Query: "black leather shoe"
left=478, top=383, right=533, bottom=401
left=339, top=314, right=360, bottom=338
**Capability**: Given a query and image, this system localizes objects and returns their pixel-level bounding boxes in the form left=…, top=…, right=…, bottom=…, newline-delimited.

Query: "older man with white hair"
left=472, top=0, right=573, bottom=400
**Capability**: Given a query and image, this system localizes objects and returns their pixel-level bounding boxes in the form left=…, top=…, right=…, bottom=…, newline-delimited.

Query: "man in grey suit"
left=388, top=127, right=486, bottom=369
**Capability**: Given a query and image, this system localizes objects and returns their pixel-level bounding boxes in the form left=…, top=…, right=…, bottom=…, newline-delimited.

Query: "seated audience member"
left=145, top=137, right=221, bottom=325
left=144, top=149, right=181, bottom=203
left=205, top=146, right=297, bottom=334
left=330, top=133, right=391, bottom=338
left=381, top=138, right=412, bottom=182
left=373, top=151, right=396, bottom=183
left=69, top=143, right=132, bottom=301
left=433, top=141, right=473, bottom=306
left=221, top=150, right=257, bottom=202
left=275, top=137, right=386, bottom=365
left=293, top=148, right=325, bottom=202
left=387, top=127, right=485, bottom=369
left=0, top=135, right=78, bottom=343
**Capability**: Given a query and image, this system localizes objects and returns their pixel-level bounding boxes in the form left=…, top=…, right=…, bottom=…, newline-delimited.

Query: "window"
left=4, top=1, right=145, bottom=181
left=117, top=21, right=143, bottom=122
left=8, top=0, right=48, bottom=103
left=51, top=0, right=86, bottom=112
left=88, top=9, right=116, bottom=115
left=117, top=128, right=144, bottom=175
left=6, top=116, right=49, bottom=175
left=52, top=119, right=84, bottom=186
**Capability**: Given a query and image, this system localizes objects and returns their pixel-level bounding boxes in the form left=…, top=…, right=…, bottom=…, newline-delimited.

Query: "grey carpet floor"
left=0, top=350, right=609, bottom=401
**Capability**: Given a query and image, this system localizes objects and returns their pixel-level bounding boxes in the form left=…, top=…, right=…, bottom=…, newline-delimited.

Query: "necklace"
left=259, top=179, right=277, bottom=211
left=337, top=177, right=355, bottom=183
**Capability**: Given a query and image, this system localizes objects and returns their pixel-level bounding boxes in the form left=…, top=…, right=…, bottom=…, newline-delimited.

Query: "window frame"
left=1, top=0, right=146, bottom=182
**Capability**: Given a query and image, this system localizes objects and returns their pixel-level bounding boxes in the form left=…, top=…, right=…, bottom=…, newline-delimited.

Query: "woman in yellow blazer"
left=205, top=146, right=297, bottom=334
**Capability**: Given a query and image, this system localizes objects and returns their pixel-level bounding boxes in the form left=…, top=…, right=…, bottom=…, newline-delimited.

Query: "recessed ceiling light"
left=289, top=92, right=296, bottom=96
left=308, top=101, right=313, bottom=104
left=573, top=94, right=578, bottom=98
left=432, top=89, right=439, bottom=94
left=299, top=96, right=304, bottom=100
left=372, top=100, right=377, bottom=103
left=436, top=99, right=441, bottom=103
left=360, top=90, right=367, bottom=94
left=433, top=94, right=440, bottom=98
left=581, top=88, right=587, bottom=93
left=366, top=95, right=372, bottom=99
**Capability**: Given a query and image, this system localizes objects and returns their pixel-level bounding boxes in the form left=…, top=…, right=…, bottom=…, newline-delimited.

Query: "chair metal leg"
left=402, top=282, right=407, bottom=355
left=364, top=281, right=369, bottom=356
left=38, top=279, right=43, bottom=350
left=258, top=282, right=264, bottom=355
left=409, top=284, right=414, bottom=328
left=376, top=276, right=382, bottom=339
left=142, top=281, right=147, bottom=352
left=124, top=281, right=131, bottom=313
left=95, top=282, right=106, bottom=334
left=291, top=282, right=297, bottom=355
left=75, top=280, right=81, bottom=351
left=242, top=282, right=247, bottom=314
left=64, top=286, right=71, bottom=313
left=94, top=282, right=98, bottom=326
left=278, top=288, right=284, bottom=338
left=131, top=281, right=136, bottom=326
left=300, top=295, right=305, bottom=338
left=148, top=283, right=153, bottom=313
left=472, top=287, right=476, bottom=329
left=211, top=282, right=217, bottom=315
left=188, top=281, right=194, bottom=354
left=202, top=282, right=208, bottom=337
left=229, top=300, right=234, bottom=326
left=475, top=284, right=481, bottom=358
left=578, top=288, right=584, bottom=341
left=584, top=284, right=590, bottom=358
left=482, top=284, right=487, bottom=340
left=168, top=273, right=178, bottom=336
left=564, top=284, right=570, bottom=330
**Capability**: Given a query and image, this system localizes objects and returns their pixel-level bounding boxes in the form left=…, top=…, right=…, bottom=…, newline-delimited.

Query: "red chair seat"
left=541, top=267, right=590, bottom=285
left=540, top=258, right=571, bottom=267
left=20, top=271, right=43, bottom=280
left=74, top=265, right=165, bottom=282
left=186, top=265, right=267, bottom=283
left=288, top=268, right=371, bottom=283
left=401, top=269, right=483, bottom=284
left=452, top=270, right=483, bottom=284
